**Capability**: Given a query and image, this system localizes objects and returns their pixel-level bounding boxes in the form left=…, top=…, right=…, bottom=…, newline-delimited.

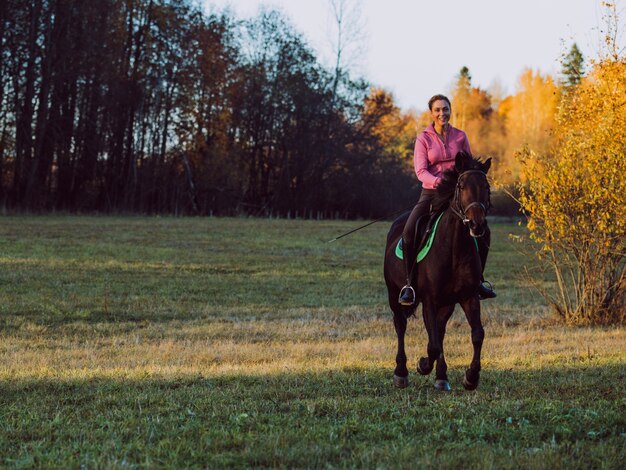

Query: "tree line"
left=0, top=0, right=418, bottom=217
left=1, top=0, right=585, bottom=217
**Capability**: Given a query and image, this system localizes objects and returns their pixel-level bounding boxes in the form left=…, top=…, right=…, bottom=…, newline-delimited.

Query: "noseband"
left=450, top=170, right=490, bottom=231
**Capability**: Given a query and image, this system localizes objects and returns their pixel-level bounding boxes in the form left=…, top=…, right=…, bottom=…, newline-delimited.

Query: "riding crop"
left=327, top=205, right=414, bottom=243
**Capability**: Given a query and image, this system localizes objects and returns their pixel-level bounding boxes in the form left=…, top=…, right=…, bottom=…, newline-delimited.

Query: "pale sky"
left=203, top=0, right=620, bottom=112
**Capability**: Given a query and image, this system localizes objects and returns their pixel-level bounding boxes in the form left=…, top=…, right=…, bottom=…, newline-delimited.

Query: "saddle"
left=397, top=211, right=443, bottom=262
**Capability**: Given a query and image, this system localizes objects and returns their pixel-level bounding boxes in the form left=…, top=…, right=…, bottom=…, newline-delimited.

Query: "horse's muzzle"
left=464, top=203, right=486, bottom=237
left=468, top=222, right=486, bottom=238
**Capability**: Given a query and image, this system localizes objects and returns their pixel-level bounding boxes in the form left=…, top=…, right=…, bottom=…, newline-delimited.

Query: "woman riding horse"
left=384, top=151, right=492, bottom=390
left=399, top=94, right=495, bottom=306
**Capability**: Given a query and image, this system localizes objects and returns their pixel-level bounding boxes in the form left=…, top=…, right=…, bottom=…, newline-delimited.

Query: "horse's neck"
left=441, top=209, right=476, bottom=253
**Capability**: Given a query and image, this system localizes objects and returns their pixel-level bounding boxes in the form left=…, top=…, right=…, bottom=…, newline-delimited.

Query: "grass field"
left=0, top=215, right=624, bottom=468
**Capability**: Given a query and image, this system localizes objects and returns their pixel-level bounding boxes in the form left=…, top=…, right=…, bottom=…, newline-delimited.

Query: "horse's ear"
left=483, top=157, right=492, bottom=174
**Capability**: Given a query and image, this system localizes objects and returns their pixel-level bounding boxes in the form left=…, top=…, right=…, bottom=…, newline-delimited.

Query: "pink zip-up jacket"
left=414, top=123, right=471, bottom=189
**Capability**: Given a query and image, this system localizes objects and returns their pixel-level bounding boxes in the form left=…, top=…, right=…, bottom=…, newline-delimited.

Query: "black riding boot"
left=399, top=238, right=415, bottom=306
left=478, top=279, right=496, bottom=299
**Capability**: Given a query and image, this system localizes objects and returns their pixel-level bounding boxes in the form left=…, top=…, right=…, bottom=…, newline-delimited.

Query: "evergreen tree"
left=561, top=43, right=585, bottom=88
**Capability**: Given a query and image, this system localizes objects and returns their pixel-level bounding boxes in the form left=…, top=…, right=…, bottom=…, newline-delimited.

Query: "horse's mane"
left=431, top=153, right=489, bottom=213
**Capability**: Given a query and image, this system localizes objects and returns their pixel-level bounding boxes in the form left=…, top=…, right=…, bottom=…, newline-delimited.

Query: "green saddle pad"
left=395, top=213, right=478, bottom=262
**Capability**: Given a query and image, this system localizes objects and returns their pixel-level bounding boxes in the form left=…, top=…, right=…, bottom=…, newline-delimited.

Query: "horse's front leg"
left=460, top=296, right=484, bottom=390
left=433, top=305, right=455, bottom=391
left=417, top=297, right=441, bottom=376
left=392, top=309, right=409, bottom=388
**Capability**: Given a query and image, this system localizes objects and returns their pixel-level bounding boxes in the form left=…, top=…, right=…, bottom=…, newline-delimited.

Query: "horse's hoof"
left=393, top=374, right=409, bottom=388
left=463, top=370, right=480, bottom=390
left=434, top=379, right=451, bottom=391
left=417, top=357, right=432, bottom=375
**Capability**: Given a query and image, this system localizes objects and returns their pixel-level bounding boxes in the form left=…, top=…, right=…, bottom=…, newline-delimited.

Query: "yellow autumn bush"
left=518, top=56, right=626, bottom=325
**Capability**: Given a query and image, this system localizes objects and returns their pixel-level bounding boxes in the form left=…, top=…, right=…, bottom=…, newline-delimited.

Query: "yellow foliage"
left=362, top=87, right=417, bottom=162
left=518, top=57, right=626, bottom=324
left=504, top=69, right=560, bottom=182
left=444, top=68, right=559, bottom=186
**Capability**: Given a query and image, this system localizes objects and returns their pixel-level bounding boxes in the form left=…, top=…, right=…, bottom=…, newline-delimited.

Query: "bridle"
left=450, top=169, right=491, bottom=234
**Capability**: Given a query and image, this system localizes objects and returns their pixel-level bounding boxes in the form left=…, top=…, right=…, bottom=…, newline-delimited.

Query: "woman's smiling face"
left=430, top=99, right=451, bottom=129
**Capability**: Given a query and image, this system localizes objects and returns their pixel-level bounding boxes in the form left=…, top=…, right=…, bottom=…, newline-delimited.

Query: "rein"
left=450, top=170, right=490, bottom=231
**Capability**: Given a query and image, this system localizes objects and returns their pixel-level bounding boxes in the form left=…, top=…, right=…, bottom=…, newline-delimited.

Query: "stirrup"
left=398, top=285, right=416, bottom=306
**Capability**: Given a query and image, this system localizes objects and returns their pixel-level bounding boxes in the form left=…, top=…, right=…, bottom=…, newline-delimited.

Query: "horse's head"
left=452, top=152, right=492, bottom=237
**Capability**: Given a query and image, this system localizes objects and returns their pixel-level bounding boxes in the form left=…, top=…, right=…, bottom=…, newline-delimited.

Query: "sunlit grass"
left=4, top=314, right=624, bottom=380
left=0, top=215, right=624, bottom=468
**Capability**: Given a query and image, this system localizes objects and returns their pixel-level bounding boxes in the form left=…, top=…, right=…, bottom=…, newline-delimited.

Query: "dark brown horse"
left=383, top=151, right=492, bottom=391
